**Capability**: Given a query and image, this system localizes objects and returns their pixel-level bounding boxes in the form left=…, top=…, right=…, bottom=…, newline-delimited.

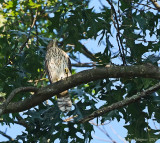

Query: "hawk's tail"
left=57, top=90, right=72, bottom=112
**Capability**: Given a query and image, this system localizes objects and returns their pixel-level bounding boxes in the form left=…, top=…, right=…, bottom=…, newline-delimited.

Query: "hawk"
left=45, top=40, right=72, bottom=112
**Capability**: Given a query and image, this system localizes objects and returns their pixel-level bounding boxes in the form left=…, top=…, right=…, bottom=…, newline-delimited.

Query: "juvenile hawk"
left=45, top=40, right=72, bottom=112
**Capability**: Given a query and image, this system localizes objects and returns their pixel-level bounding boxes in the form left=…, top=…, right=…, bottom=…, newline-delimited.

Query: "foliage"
left=0, top=0, right=160, bottom=142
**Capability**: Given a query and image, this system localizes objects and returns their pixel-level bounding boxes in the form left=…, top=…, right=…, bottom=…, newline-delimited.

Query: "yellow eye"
left=65, top=68, right=69, bottom=74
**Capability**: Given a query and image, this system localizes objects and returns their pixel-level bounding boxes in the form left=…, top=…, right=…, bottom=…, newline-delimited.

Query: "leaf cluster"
left=0, top=0, right=160, bottom=142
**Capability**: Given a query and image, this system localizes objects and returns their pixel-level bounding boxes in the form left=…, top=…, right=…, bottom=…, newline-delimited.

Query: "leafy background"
left=0, top=0, right=160, bottom=142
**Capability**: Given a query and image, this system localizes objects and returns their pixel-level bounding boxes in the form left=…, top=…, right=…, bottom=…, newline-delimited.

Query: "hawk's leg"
left=65, top=68, right=69, bottom=78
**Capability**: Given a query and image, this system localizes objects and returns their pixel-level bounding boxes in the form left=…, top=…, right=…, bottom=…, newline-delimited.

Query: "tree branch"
left=0, top=130, right=14, bottom=141
left=18, top=9, right=38, bottom=53
left=1, top=64, right=160, bottom=114
left=7, top=9, right=38, bottom=66
left=150, top=0, right=160, bottom=12
left=81, top=45, right=97, bottom=61
left=106, top=0, right=126, bottom=65
left=72, top=62, right=96, bottom=67
left=16, top=115, right=30, bottom=128
left=79, top=81, right=160, bottom=123
left=0, top=118, right=28, bottom=128
left=0, top=87, right=38, bottom=116
left=66, top=42, right=97, bottom=61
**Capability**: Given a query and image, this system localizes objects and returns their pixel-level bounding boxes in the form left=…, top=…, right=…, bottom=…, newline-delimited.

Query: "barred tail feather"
left=57, top=92, right=72, bottom=112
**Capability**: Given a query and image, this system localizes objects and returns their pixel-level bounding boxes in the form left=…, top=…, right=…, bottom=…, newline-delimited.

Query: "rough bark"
left=1, top=64, right=160, bottom=114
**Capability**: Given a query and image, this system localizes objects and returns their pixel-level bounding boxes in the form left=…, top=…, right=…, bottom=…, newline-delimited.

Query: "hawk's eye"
left=65, top=68, right=69, bottom=74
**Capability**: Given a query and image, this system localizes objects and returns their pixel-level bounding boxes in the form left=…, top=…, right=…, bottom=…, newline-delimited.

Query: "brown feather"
left=45, top=40, right=72, bottom=112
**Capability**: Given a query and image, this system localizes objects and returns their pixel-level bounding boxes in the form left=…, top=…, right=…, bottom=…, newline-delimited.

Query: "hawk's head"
left=47, top=40, right=58, bottom=50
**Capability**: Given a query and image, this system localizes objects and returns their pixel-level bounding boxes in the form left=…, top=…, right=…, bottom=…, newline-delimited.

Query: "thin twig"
left=106, top=0, right=126, bottom=65
left=18, top=9, right=38, bottom=53
left=79, top=81, right=160, bottom=123
left=0, top=118, right=28, bottom=128
left=0, top=130, right=14, bottom=141
left=7, top=9, right=38, bottom=66
left=110, top=125, right=127, bottom=143
left=90, top=121, right=116, bottom=143
left=81, top=45, right=97, bottom=61
left=66, top=42, right=97, bottom=61
left=72, top=62, right=96, bottom=67
left=89, top=120, right=111, bottom=126
left=135, top=2, right=158, bottom=10
left=92, top=135, right=113, bottom=142
left=63, top=115, right=78, bottom=122
left=16, top=115, right=29, bottom=128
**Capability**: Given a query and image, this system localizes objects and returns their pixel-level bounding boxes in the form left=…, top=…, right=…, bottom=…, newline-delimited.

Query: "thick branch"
left=2, top=64, right=160, bottom=114
left=150, top=0, right=160, bottom=11
left=79, top=82, right=160, bottom=123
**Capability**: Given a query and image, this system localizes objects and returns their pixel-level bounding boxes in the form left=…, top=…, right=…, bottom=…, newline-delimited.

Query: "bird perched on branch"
left=45, top=40, right=72, bottom=112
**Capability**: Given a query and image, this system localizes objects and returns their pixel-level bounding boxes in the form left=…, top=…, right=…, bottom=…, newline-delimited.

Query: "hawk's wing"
left=68, top=56, right=72, bottom=73
left=45, top=59, right=52, bottom=83
left=45, top=40, right=72, bottom=82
